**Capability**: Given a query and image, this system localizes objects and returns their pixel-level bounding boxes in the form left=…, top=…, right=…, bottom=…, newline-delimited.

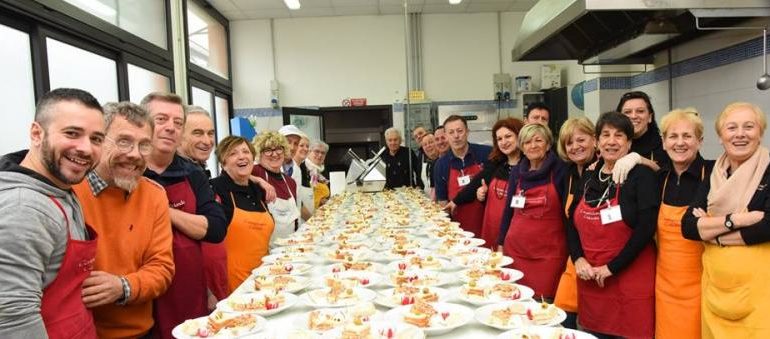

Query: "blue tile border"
left=584, top=36, right=767, bottom=93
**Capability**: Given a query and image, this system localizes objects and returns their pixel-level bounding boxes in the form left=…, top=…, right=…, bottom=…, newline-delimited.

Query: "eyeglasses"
left=261, top=147, right=284, bottom=156
left=311, top=149, right=327, bottom=155
left=106, top=136, right=153, bottom=155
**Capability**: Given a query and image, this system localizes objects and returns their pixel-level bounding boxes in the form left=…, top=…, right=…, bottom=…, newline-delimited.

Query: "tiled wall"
left=584, top=36, right=768, bottom=94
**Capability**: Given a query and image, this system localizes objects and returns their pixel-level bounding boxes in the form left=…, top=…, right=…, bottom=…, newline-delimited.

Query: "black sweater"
left=681, top=158, right=770, bottom=244
left=566, top=160, right=660, bottom=274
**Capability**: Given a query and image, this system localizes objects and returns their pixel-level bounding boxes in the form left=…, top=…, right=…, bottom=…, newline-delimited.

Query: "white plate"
left=216, top=292, right=298, bottom=317
left=252, top=263, right=313, bottom=276
left=434, top=245, right=493, bottom=258
left=380, top=248, right=432, bottom=262
left=317, top=271, right=384, bottom=288
left=325, top=321, right=425, bottom=339
left=323, top=249, right=374, bottom=263
left=324, top=262, right=384, bottom=274
left=385, top=302, right=473, bottom=336
left=172, top=312, right=266, bottom=338
left=273, top=236, right=317, bottom=247
left=386, top=256, right=453, bottom=272
left=475, top=301, right=568, bottom=330
left=458, top=268, right=524, bottom=284
left=385, top=270, right=452, bottom=287
left=300, top=303, right=383, bottom=332
left=270, top=244, right=318, bottom=255
left=261, top=252, right=315, bottom=264
left=456, top=283, right=535, bottom=305
left=496, top=326, right=597, bottom=339
left=303, top=287, right=378, bottom=308
left=427, top=237, right=485, bottom=250
left=374, top=287, right=452, bottom=309
left=452, top=253, right=514, bottom=268
left=238, top=275, right=311, bottom=294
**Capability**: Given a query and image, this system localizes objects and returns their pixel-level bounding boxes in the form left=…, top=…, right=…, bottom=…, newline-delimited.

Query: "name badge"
left=510, top=195, right=526, bottom=208
left=600, top=204, right=623, bottom=225
left=457, top=175, right=471, bottom=186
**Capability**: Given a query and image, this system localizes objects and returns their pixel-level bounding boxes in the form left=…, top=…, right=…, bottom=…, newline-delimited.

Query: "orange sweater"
left=73, top=178, right=174, bottom=339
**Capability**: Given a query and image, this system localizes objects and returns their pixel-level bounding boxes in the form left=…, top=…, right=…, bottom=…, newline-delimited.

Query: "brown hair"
left=140, top=92, right=186, bottom=121
left=216, top=136, right=256, bottom=165
left=442, top=115, right=468, bottom=128
left=489, top=118, right=524, bottom=161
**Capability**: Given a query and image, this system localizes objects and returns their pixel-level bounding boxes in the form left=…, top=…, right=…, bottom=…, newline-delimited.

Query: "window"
left=0, top=23, right=35, bottom=154
left=127, top=63, right=171, bottom=103
left=187, top=0, right=229, bottom=79
left=191, top=85, right=218, bottom=173
left=47, top=37, right=119, bottom=103
left=215, top=96, right=231, bottom=142
left=62, top=0, right=168, bottom=49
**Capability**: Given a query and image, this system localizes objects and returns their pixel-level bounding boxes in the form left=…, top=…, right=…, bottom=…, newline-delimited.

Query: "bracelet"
left=116, top=276, right=131, bottom=306
left=715, top=235, right=725, bottom=247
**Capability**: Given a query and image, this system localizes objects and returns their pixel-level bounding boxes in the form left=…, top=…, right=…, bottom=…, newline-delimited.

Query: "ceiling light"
left=448, top=0, right=462, bottom=4
left=284, top=0, right=301, bottom=10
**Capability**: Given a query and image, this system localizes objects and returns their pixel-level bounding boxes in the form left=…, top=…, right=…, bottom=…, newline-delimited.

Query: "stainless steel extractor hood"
left=512, top=0, right=770, bottom=64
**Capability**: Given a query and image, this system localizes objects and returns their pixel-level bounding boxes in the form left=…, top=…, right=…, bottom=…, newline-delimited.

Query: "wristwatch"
left=724, top=213, right=734, bottom=230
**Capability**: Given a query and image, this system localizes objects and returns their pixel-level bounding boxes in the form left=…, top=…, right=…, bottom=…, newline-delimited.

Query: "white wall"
left=421, top=13, right=500, bottom=101
left=230, top=19, right=274, bottom=109
left=230, top=12, right=585, bottom=111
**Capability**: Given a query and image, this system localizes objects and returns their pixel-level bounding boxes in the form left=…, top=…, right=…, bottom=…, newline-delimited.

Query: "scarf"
left=304, top=159, right=327, bottom=184
left=518, top=150, right=558, bottom=190
left=707, top=146, right=770, bottom=216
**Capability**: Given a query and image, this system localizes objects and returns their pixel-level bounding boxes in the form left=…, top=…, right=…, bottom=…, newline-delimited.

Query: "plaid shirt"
left=85, top=171, right=109, bottom=196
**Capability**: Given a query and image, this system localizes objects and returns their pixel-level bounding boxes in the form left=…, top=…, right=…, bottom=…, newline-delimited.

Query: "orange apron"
left=655, top=168, right=704, bottom=339
left=225, top=193, right=275, bottom=293
left=702, top=233, right=770, bottom=337
left=554, top=175, right=578, bottom=312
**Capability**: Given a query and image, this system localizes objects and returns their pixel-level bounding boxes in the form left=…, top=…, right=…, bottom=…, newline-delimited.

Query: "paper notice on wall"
left=330, top=171, right=347, bottom=196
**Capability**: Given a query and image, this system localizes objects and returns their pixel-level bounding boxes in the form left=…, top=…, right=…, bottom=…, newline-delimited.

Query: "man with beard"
left=178, top=105, right=215, bottom=178
left=0, top=88, right=104, bottom=338
left=140, top=92, right=227, bottom=339
left=72, top=102, right=174, bottom=338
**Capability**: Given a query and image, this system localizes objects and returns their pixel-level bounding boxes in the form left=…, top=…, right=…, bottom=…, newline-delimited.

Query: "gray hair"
left=102, top=101, right=154, bottom=132
left=185, top=105, right=211, bottom=117
left=309, top=140, right=329, bottom=152
left=384, top=127, right=402, bottom=140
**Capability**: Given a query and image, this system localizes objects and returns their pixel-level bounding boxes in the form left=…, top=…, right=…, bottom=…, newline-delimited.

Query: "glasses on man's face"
left=311, top=149, right=327, bottom=155
left=261, top=147, right=284, bottom=157
left=106, top=136, right=153, bottom=155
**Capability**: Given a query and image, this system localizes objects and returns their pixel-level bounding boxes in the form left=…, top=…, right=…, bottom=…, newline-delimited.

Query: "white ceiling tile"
left=422, top=3, right=467, bottom=13
left=220, top=10, right=247, bottom=20
left=508, top=0, right=535, bottom=11
left=299, top=0, right=333, bottom=8
left=209, top=0, right=239, bottom=12
left=331, top=0, right=378, bottom=6
left=379, top=0, right=424, bottom=5
left=378, top=5, right=403, bottom=14
left=333, top=6, right=380, bottom=16
left=465, top=2, right=510, bottom=11
left=240, top=8, right=293, bottom=19
left=289, top=7, right=336, bottom=17
left=232, top=0, right=286, bottom=10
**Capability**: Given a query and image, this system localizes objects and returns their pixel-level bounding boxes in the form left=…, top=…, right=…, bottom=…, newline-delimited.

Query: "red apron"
left=41, top=196, right=98, bottom=339
left=154, top=179, right=208, bottom=339
left=503, top=177, right=567, bottom=298
left=448, top=162, right=484, bottom=237
left=202, top=242, right=228, bottom=301
left=574, top=185, right=656, bottom=338
left=480, top=177, right=507, bottom=250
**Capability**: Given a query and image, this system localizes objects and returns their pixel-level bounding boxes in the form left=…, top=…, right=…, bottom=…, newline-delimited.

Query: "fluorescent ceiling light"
left=284, top=0, right=301, bottom=10
left=448, top=0, right=462, bottom=4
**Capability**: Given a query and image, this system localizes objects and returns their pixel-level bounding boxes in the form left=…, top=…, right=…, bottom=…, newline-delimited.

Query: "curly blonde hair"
left=252, top=130, right=289, bottom=155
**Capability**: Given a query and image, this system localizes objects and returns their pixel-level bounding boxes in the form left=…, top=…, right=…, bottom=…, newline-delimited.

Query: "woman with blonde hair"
left=682, top=102, right=770, bottom=338
left=553, top=116, right=597, bottom=329
left=655, top=108, right=713, bottom=338
left=251, top=131, right=299, bottom=244
left=499, top=123, right=568, bottom=300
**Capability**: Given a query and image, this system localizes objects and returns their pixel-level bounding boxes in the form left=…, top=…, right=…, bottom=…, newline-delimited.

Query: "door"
left=283, top=107, right=324, bottom=142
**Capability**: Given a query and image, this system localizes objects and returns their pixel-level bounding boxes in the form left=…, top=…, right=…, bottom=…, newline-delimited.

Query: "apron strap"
left=48, top=196, right=70, bottom=238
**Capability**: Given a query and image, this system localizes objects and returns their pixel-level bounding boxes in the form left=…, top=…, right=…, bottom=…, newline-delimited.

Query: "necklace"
left=598, top=164, right=612, bottom=183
